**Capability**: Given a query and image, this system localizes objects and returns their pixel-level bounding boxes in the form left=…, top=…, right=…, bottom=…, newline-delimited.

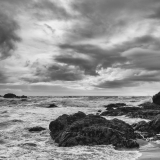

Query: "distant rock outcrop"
left=153, top=92, right=160, bottom=105
left=3, top=93, right=27, bottom=99
left=4, top=93, right=17, bottom=98
left=49, top=112, right=139, bottom=148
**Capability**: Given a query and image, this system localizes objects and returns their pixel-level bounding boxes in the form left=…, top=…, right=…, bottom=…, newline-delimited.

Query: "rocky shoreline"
left=49, top=92, right=160, bottom=149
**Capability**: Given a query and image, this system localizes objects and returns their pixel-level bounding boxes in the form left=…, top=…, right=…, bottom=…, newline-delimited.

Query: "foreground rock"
left=49, top=112, right=139, bottom=148
left=153, top=92, right=160, bottom=105
left=101, top=102, right=160, bottom=120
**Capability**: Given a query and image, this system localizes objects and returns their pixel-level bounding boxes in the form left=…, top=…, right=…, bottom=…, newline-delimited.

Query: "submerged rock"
left=28, top=126, right=46, bottom=132
left=153, top=92, right=160, bottom=105
left=47, top=103, right=58, bottom=108
left=49, top=112, right=139, bottom=148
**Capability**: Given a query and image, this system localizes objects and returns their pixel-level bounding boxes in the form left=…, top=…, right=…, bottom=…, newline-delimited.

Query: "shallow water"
left=0, top=96, right=153, bottom=160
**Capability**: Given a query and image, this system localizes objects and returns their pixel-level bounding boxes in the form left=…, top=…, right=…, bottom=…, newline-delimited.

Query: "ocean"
left=0, top=96, right=158, bottom=160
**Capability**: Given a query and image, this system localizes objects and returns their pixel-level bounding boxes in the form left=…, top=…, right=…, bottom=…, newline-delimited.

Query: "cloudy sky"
left=0, top=0, right=160, bottom=96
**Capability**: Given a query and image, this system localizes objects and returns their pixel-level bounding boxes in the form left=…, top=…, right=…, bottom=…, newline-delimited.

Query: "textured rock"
left=49, top=112, right=139, bottom=149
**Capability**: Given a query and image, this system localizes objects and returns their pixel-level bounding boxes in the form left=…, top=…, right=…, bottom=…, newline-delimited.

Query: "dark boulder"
left=49, top=112, right=139, bottom=149
left=4, top=93, right=17, bottom=98
left=153, top=92, right=160, bottom=105
left=28, top=126, right=46, bottom=132
left=47, top=103, right=58, bottom=108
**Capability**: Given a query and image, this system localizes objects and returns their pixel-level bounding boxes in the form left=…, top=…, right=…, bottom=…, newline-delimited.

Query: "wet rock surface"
left=49, top=112, right=139, bottom=149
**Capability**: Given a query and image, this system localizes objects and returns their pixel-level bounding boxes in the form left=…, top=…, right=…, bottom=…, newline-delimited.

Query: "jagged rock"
left=153, top=92, right=160, bottom=105
left=47, top=103, right=58, bottom=108
left=4, top=93, right=17, bottom=98
left=28, top=126, right=46, bottom=132
left=49, top=112, right=139, bottom=149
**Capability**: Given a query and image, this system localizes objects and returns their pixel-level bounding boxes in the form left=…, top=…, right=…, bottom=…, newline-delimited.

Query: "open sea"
left=0, top=96, right=159, bottom=160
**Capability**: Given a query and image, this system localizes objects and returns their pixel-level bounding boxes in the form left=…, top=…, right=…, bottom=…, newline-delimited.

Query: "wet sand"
left=138, top=148, right=160, bottom=160
left=138, top=142, right=160, bottom=160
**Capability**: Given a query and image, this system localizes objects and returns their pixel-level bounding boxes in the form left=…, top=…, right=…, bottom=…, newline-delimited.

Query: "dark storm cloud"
left=57, top=34, right=160, bottom=76
left=55, top=55, right=98, bottom=76
left=23, top=62, right=84, bottom=82
left=0, top=11, right=21, bottom=59
left=66, top=0, right=160, bottom=42
left=148, top=7, right=160, bottom=19
left=57, top=33, right=160, bottom=87
left=46, top=64, right=84, bottom=81
left=58, top=43, right=127, bottom=74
